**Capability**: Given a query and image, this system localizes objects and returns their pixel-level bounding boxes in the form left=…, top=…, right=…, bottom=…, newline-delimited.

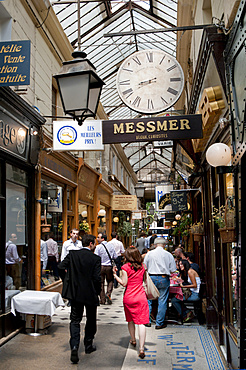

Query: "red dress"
left=121, top=263, right=149, bottom=325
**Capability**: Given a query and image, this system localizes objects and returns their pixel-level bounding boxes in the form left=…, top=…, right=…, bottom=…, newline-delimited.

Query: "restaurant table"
left=11, top=290, right=65, bottom=336
left=5, top=290, right=21, bottom=309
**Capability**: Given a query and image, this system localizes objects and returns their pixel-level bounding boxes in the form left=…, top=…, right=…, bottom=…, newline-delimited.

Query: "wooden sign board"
left=112, top=195, right=137, bottom=211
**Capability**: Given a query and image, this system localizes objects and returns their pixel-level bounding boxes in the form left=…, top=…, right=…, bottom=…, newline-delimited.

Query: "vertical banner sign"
left=0, top=40, right=31, bottom=86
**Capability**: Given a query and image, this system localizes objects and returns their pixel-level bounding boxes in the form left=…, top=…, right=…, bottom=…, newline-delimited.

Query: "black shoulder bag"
left=101, top=242, right=116, bottom=268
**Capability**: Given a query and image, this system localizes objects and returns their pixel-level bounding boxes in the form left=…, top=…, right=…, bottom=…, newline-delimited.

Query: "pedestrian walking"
left=60, top=228, right=82, bottom=261
left=108, top=231, right=125, bottom=288
left=95, top=233, right=117, bottom=304
left=113, top=246, right=149, bottom=359
left=58, top=234, right=101, bottom=364
left=144, top=237, right=176, bottom=329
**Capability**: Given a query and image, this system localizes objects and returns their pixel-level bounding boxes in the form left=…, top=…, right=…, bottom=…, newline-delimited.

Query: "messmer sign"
left=53, top=120, right=104, bottom=151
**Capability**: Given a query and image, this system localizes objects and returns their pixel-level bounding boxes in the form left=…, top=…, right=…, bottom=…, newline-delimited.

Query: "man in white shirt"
left=108, top=232, right=125, bottom=288
left=5, top=233, right=22, bottom=289
left=95, top=233, right=117, bottom=305
left=46, top=232, right=60, bottom=281
left=144, top=237, right=176, bottom=329
left=61, top=228, right=82, bottom=261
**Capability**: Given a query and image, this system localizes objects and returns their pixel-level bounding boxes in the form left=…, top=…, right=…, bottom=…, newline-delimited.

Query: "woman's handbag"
left=182, top=287, right=192, bottom=300
left=143, top=268, right=160, bottom=300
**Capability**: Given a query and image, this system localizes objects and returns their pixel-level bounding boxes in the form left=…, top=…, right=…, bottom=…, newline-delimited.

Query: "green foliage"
left=118, top=221, right=132, bottom=237
left=134, top=219, right=140, bottom=231
left=172, top=213, right=192, bottom=237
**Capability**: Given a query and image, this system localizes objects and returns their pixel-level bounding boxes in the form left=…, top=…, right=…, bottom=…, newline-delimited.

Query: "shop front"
left=0, top=87, right=44, bottom=339
left=37, top=134, right=78, bottom=290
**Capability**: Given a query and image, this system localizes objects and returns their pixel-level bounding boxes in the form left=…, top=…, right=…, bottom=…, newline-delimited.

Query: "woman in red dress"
left=113, top=246, right=149, bottom=359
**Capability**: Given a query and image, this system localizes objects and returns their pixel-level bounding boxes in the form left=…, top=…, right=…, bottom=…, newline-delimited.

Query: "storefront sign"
left=132, top=211, right=143, bottom=220
left=112, top=195, right=137, bottom=211
left=0, top=108, right=28, bottom=160
left=102, top=114, right=202, bottom=144
left=171, top=191, right=188, bottom=211
left=159, top=193, right=172, bottom=210
left=53, top=120, right=104, bottom=151
left=0, top=40, right=30, bottom=86
left=155, top=184, right=173, bottom=211
left=153, top=140, right=173, bottom=147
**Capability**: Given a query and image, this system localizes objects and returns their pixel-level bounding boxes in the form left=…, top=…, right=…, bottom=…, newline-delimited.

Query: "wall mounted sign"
left=0, top=107, right=29, bottom=160
left=53, top=120, right=104, bottom=151
left=158, top=193, right=172, bottom=210
left=171, top=191, right=188, bottom=211
left=0, top=40, right=30, bottom=86
left=156, top=184, right=173, bottom=211
left=153, top=140, right=173, bottom=147
left=102, top=114, right=202, bottom=144
left=111, top=195, right=137, bottom=211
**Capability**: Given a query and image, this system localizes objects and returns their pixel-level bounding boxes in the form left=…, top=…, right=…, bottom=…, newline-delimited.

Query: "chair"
left=181, top=281, right=206, bottom=325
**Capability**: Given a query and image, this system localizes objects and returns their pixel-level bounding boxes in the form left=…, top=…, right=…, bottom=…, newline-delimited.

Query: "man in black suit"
left=58, top=234, right=101, bottom=364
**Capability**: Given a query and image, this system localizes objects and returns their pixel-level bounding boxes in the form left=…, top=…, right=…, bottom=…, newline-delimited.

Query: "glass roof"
left=52, top=0, right=194, bottom=184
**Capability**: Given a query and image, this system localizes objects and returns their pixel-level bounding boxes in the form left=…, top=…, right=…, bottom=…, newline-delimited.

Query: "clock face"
left=116, top=49, right=184, bottom=114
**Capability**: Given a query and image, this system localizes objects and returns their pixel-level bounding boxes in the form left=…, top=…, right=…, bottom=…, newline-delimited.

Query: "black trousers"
left=70, top=301, right=97, bottom=349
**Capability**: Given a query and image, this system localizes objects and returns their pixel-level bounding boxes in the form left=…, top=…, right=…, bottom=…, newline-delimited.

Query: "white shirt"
left=61, top=238, right=83, bottom=261
left=144, top=246, right=176, bottom=275
left=188, top=276, right=201, bottom=294
left=40, top=240, right=48, bottom=270
left=108, top=238, right=125, bottom=257
left=95, top=241, right=118, bottom=266
left=5, top=241, right=21, bottom=264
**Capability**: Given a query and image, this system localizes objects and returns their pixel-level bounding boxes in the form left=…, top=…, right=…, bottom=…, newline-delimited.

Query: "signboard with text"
left=0, top=40, right=30, bottom=86
left=171, top=191, right=188, bottom=211
left=111, top=195, right=137, bottom=211
left=53, top=120, right=104, bottom=151
left=102, top=114, right=202, bottom=144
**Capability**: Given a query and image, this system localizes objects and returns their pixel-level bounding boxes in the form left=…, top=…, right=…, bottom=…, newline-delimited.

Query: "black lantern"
left=54, top=51, right=105, bottom=126
left=149, top=204, right=155, bottom=215
left=135, top=181, right=145, bottom=198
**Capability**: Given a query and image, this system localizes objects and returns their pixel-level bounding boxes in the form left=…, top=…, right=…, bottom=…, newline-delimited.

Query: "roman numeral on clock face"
left=170, top=77, right=181, bottom=82
left=159, top=55, right=166, bottom=65
left=132, top=56, right=141, bottom=65
left=123, top=88, right=133, bottom=98
left=146, top=52, right=153, bottom=63
left=167, top=87, right=178, bottom=95
left=132, top=96, right=141, bottom=107
left=119, top=79, right=130, bottom=85
left=148, top=99, right=154, bottom=110
left=167, top=64, right=177, bottom=72
left=161, top=96, right=168, bottom=105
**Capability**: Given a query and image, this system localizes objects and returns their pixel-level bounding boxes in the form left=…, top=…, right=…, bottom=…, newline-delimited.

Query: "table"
left=11, top=290, right=65, bottom=336
left=5, top=290, right=21, bottom=309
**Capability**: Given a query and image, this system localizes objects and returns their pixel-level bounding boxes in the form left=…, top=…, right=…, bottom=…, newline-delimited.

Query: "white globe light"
left=172, top=221, right=177, bottom=226
left=175, top=214, right=181, bottom=220
left=98, top=209, right=106, bottom=217
left=206, top=143, right=231, bottom=167
left=81, top=211, right=87, bottom=218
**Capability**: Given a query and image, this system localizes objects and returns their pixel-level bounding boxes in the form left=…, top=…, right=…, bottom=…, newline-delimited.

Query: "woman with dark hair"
left=113, top=246, right=149, bottom=359
left=171, top=259, right=201, bottom=322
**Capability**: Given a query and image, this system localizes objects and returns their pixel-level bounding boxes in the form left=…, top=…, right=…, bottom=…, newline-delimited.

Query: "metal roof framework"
left=52, top=0, right=194, bottom=188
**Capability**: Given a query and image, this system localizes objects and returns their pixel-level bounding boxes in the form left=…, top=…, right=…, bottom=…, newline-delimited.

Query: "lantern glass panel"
left=58, top=74, right=89, bottom=112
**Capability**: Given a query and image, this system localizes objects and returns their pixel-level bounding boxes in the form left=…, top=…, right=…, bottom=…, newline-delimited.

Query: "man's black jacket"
left=58, top=248, right=101, bottom=306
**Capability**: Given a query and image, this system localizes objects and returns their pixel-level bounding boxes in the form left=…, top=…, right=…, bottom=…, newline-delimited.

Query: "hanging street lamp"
left=134, top=181, right=145, bottom=199
left=54, top=51, right=105, bottom=126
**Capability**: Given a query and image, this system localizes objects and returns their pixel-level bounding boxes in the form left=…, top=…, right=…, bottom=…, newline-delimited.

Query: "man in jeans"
left=95, top=233, right=117, bottom=305
left=144, top=237, right=176, bottom=329
left=108, top=232, right=125, bottom=288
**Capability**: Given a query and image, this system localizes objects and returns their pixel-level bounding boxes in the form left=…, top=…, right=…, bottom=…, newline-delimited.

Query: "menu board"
left=171, top=191, right=188, bottom=211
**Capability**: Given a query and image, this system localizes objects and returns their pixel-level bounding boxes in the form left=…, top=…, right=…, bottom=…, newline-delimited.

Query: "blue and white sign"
left=53, top=120, right=104, bottom=151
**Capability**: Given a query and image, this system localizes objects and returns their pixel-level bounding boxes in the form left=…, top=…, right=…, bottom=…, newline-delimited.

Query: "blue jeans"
left=171, top=291, right=200, bottom=317
left=148, top=276, right=170, bottom=326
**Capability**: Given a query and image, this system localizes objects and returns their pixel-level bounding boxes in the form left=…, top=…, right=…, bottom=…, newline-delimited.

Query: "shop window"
left=0, top=4, right=12, bottom=42
left=5, top=165, right=28, bottom=311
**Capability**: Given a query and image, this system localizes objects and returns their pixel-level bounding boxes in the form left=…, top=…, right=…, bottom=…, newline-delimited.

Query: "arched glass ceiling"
left=52, top=0, right=194, bottom=182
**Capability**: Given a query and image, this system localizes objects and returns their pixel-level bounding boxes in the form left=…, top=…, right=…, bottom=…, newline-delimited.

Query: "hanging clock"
left=116, top=49, right=184, bottom=114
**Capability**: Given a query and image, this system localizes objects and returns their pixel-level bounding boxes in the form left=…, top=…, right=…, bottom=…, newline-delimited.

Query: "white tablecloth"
left=5, top=290, right=21, bottom=308
left=11, top=290, right=65, bottom=316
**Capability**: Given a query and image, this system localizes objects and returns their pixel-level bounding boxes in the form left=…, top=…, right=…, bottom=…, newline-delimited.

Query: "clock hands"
left=138, top=77, right=157, bottom=88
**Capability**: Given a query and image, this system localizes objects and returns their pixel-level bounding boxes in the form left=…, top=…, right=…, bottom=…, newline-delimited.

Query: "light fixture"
left=113, top=217, right=119, bottom=223
left=98, top=209, right=106, bottom=217
left=172, top=221, right=177, bottom=226
left=54, top=51, right=105, bottom=126
left=175, top=214, right=181, bottom=220
left=134, top=181, right=145, bottom=198
left=206, top=143, right=233, bottom=174
left=81, top=210, right=87, bottom=218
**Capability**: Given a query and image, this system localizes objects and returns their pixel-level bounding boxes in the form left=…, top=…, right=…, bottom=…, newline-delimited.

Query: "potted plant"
left=191, top=221, right=204, bottom=242
left=212, top=199, right=236, bottom=243
left=172, top=213, right=192, bottom=242
left=79, top=220, right=90, bottom=234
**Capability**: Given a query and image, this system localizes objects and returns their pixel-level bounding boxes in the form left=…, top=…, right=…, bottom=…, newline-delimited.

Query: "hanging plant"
left=79, top=220, right=90, bottom=233
left=172, top=213, right=192, bottom=237
left=118, top=221, right=132, bottom=237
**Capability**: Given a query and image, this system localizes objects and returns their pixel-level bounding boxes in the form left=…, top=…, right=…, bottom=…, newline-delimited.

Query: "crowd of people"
left=5, top=226, right=203, bottom=364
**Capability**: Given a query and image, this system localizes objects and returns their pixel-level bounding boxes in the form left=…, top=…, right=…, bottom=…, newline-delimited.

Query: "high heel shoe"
left=129, top=340, right=136, bottom=347
left=139, top=349, right=145, bottom=359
